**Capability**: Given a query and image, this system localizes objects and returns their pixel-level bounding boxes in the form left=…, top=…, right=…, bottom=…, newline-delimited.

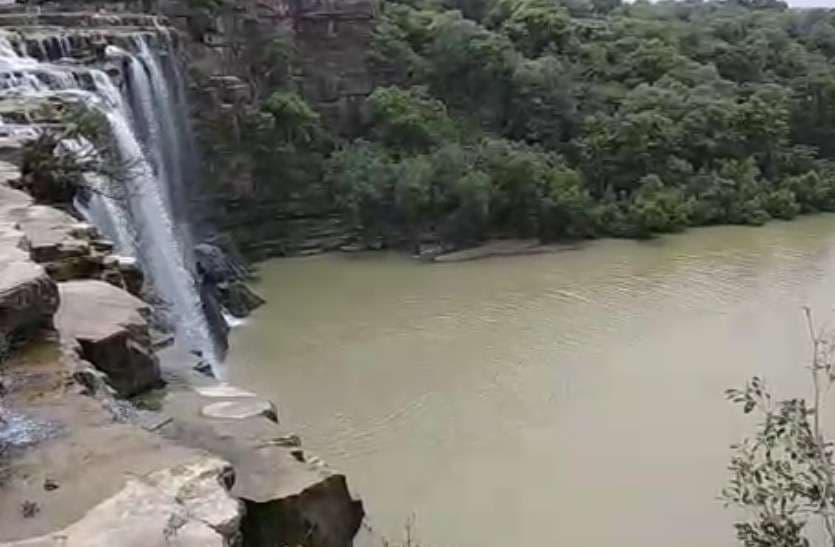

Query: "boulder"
left=217, top=280, right=264, bottom=318
left=194, top=242, right=250, bottom=284
left=14, top=206, right=105, bottom=282
left=0, top=183, right=60, bottom=340
left=157, top=386, right=364, bottom=547
left=0, top=259, right=59, bottom=340
left=147, top=457, right=244, bottom=542
left=195, top=242, right=264, bottom=318
left=0, top=457, right=244, bottom=547
left=55, top=280, right=161, bottom=397
left=240, top=473, right=364, bottom=547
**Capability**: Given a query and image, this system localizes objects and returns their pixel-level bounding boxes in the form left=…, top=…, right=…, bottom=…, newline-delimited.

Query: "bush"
left=630, top=174, right=691, bottom=234
left=367, top=87, right=458, bottom=154
left=763, top=188, right=801, bottom=219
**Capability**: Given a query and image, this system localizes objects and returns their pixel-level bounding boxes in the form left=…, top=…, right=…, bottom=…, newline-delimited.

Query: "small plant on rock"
left=20, top=107, right=139, bottom=204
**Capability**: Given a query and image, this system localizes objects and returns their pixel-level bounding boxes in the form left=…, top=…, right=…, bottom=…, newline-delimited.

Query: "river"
left=228, top=215, right=835, bottom=547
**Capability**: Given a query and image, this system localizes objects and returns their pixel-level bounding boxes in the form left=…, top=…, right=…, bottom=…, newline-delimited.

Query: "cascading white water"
left=62, top=136, right=137, bottom=256
left=105, top=108, right=220, bottom=367
left=0, top=31, right=222, bottom=370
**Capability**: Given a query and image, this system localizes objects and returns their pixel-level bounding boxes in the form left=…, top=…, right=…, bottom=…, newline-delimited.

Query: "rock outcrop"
left=195, top=242, right=264, bottom=318
left=1, top=457, right=244, bottom=547
left=155, top=371, right=365, bottom=547
left=150, top=0, right=374, bottom=259
left=55, top=280, right=161, bottom=397
left=0, top=181, right=59, bottom=341
left=0, top=144, right=144, bottom=295
left=0, top=257, right=58, bottom=341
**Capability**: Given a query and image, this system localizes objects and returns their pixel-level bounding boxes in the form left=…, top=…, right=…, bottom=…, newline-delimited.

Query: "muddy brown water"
left=228, top=215, right=835, bottom=547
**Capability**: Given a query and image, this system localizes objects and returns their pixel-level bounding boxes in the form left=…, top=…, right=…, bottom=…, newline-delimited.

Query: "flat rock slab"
left=55, top=280, right=149, bottom=342
left=155, top=382, right=364, bottom=547
left=202, top=400, right=278, bottom=422
left=55, top=280, right=160, bottom=396
left=195, top=383, right=257, bottom=399
left=0, top=396, right=205, bottom=542
left=0, top=457, right=242, bottom=547
left=15, top=205, right=91, bottom=263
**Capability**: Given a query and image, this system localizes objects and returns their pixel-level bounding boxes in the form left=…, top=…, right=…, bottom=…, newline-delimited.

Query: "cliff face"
left=159, top=0, right=376, bottom=133
left=161, top=0, right=378, bottom=258
left=29, top=0, right=378, bottom=259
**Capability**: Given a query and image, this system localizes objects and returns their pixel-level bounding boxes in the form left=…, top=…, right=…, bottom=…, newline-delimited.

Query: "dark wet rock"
left=195, top=242, right=264, bottom=318
left=194, top=243, right=247, bottom=284
left=217, top=280, right=264, bottom=319
left=193, top=360, right=214, bottom=378
left=199, top=278, right=229, bottom=359
left=240, top=474, right=364, bottom=547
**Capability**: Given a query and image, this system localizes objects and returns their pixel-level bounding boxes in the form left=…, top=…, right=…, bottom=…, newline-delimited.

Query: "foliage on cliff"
left=328, top=0, right=835, bottom=248
left=247, top=0, right=835, bottom=248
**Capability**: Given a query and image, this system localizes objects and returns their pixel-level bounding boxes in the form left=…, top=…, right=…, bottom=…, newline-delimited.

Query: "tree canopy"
left=253, top=0, right=835, bottom=249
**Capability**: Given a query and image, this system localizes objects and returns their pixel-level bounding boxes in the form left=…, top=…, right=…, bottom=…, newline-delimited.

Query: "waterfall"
left=0, top=31, right=223, bottom=371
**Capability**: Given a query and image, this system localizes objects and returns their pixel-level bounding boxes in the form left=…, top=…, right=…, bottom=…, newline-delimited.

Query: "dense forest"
left=243, top=0, right=835, bottom=248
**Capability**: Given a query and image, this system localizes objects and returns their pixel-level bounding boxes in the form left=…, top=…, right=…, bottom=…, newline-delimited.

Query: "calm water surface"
left=228, top=216, right=835, bottom=547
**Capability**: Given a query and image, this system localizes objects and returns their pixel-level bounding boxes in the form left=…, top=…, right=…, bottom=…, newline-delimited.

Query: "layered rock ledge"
left=0, top=60, right=363, bottom=547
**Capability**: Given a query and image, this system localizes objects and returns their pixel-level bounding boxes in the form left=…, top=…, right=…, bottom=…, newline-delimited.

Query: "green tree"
left=505, top=56, right=578, bottom=149
left=500, top=0, right=573, bottom=57
left=367, top=86, right=457, bottom=153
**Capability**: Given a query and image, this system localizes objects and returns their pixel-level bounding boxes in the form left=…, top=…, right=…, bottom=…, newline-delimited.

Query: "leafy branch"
left=724, top=309, right=835, bottom=547
left=20, top=108, right=141, bottom=204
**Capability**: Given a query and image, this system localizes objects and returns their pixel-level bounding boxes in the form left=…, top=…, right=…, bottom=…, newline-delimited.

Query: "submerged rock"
left=202, top=400, right=278, bottom=422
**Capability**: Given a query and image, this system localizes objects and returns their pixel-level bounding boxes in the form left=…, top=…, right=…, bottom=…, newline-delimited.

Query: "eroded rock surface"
left=0, top=457, right=243, bottom=547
